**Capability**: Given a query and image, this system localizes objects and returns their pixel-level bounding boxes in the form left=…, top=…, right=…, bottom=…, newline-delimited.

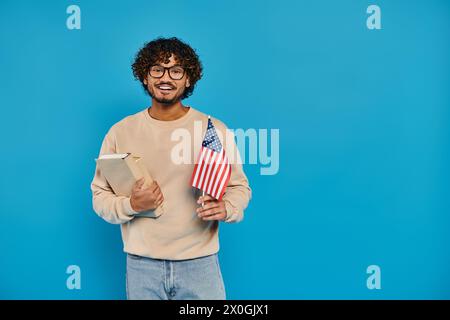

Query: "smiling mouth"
left=156, top=84, right=175, bottom=92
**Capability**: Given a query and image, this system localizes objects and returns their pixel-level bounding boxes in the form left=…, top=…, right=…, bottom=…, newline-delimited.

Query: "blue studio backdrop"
left=1, top=0, right=449, bottom=299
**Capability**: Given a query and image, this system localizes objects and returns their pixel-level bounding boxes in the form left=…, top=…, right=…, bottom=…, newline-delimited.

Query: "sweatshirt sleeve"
left=90, top=128, right=138, bottom=224
left=220, top=126, right=252, bottom=223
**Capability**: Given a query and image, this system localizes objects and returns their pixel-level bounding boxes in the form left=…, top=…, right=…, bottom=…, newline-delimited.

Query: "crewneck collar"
left=143, top=105, right=195, bottom=127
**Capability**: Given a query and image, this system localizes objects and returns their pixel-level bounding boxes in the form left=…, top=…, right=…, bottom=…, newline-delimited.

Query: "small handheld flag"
left=190, top=116, right=231, bottom=201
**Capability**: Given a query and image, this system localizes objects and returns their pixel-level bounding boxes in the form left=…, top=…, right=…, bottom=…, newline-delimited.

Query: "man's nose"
left=160, top=69, right=172, bottom=82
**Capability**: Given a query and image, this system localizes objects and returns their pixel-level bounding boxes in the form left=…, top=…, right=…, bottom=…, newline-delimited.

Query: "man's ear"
left=144, top=78, right=147, bottom=85
left=186, top=77, right=190, bottom=88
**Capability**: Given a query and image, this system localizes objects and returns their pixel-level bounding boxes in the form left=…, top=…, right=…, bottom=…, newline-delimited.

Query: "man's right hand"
left=130, top=178, right=164, bottom=213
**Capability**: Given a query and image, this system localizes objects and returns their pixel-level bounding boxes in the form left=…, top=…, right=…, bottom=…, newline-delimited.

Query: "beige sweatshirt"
left=90, top=106, right=252, bottom=260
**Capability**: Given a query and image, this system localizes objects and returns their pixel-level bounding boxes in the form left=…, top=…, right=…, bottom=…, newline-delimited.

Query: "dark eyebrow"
left=152, top=64, right=183, bottom=68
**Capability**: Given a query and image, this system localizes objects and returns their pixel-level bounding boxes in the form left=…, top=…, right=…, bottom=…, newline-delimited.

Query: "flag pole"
left=202, top=115, right=210, bottom=208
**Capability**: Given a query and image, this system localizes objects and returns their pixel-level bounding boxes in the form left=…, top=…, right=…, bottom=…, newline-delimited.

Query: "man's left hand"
left=196, top=194, right=227, bottom=221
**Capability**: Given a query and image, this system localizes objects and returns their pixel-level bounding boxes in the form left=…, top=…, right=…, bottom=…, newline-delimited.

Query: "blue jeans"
left=126, top=252, right=226, bottom=300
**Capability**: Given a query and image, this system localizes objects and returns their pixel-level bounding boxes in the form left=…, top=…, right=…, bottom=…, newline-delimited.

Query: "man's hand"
left=130, top=178, right=164, bottom=213
left=196, top=194, right=227, bottom=221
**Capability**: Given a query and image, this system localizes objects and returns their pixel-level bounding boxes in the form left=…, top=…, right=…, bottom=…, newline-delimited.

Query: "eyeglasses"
left=148, top=65, right=186, bottom=80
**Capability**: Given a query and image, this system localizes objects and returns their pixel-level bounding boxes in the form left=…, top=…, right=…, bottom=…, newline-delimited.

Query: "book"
left=94, top=153, right=163, bottom=218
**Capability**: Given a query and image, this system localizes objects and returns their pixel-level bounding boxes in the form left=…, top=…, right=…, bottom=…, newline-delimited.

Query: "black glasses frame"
left=148, top=65, right=186, bottom=80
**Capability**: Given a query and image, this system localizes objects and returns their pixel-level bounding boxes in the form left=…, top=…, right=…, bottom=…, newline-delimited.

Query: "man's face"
left=144, top=54, right=190, bottom=105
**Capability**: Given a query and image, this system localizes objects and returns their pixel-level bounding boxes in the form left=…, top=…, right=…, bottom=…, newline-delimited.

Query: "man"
left=90, top=37, right=251, bottom=300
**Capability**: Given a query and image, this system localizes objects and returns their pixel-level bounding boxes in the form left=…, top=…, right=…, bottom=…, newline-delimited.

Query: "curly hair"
left=132, top=37, right=203, bottom=99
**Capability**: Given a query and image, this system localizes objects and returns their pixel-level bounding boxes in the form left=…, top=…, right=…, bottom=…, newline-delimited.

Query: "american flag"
left=190, top=116, right=231, bottom=200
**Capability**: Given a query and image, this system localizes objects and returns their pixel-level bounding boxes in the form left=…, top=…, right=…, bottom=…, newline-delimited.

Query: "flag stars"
left=202, top=118, right=222, bottom=152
